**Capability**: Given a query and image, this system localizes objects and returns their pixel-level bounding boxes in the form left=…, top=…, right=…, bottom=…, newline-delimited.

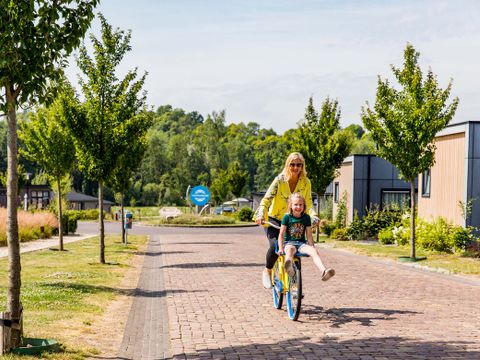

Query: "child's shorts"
left=284, top=241, right=308, bottom=251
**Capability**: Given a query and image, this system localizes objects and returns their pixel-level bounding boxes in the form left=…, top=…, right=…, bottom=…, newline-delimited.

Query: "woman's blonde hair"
left=282, top=152, right=307, bottom=180
left=287, top=192, right=306, bottom=215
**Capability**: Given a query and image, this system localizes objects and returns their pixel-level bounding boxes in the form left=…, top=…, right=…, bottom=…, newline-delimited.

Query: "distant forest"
left=0, top=105, right=374, bottom=206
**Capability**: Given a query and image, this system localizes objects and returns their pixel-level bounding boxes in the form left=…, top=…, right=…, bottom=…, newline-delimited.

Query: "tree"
left=138, top=129, right=171, bottom=184
left=350, top=131, right=376, bottom=155
left=253, top=133, right=289, bottom=191
left=0, top=1, right=98, bottom=348
left=226, top=161, right=248, bottom=202
left=108, top=118, right=152, bottom=244
left=362, top=43, right=459, bottom=259
left=63, top=14, right=147, bottom=263
left=345, top=124, right=365, bottom=139
left=295, top=96, right=353, bottom=232
left=193, top=111, right=228, bottom=174
left=225, top=123, right=257, bottom=193
left=210, top=168, right=231, bottom=205
left=19, top=95, right=76, bottom=251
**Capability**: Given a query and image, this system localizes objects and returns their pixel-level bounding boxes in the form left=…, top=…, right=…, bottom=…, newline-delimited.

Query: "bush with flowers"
left=378, top=213, right=475, bottom=253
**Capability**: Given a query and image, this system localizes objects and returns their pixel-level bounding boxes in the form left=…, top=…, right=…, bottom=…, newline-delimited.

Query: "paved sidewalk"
left=0, top=233, right=96, bottom=258
left=115, top=225, right=480, bottom=360
left=118, top=233, right=170, bottom=359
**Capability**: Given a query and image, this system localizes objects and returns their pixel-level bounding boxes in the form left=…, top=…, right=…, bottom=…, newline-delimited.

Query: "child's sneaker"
left=321, top=268, right=335, bottom=281
left=285, top=260, right=295, bottom=277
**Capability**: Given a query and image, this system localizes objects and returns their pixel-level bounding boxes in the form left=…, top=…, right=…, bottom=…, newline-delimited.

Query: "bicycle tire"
left=286, top=260, right=302, bottom=320
left=272, top=260, right=283, bottom=309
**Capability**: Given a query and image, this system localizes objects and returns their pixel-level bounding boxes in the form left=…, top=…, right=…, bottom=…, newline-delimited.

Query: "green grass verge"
left=0, top=234, right=147, bottom=359
left=322, top=237, right=480, bottom=276
left=140, top=213, right=254, bottom=227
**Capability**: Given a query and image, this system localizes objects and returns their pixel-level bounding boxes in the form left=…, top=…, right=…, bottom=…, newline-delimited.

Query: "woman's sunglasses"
left=290, top=162, right=303, bottom=168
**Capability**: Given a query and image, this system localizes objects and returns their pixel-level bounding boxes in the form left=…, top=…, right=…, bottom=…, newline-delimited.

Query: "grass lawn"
left=322, top=237, right=480, bottom=276
left=0, top=234, right=147, bottom=359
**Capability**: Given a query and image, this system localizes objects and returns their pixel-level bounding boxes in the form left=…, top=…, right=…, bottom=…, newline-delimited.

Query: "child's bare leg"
left=284, top=245, right=296, bottom=263
left=300, top=245, right=335, bottom=281
left=284, top=245, right=296, bottom=276
left=299, top=245, right=327, bottom=272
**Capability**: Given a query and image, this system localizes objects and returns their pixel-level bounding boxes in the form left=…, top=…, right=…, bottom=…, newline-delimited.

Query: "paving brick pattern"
left=118, top=234, right=170, bottom=359
left=117, top=225, right=480, bottom=360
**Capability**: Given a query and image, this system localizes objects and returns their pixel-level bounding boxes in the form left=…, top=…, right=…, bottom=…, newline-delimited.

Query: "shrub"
left=378, top=227, right=395, bottom=245
left=416, top=217, right=453, bottom=253
left=362, top=204, right=403, bottom=238
left=463, top=241, right=480, bottom=258
left=414, top=217, right=475, bottom=253
left=319, top=196, right=333, bottom=221
left=51, top=208, right=104, bottom=222
left=392, top=225, right=410, bottom=246
left=345, top=211, right=365, bottom=240
left=236, top=207, right=254, bottom=222
left=334, top=192, right=348, bottom=229
left=158, top=214, right=235, bottom=225
left=61, top=210, right=79, bottom=235
left=451, top=226, right=474, bottom=252
left=319, top=219, right=335, bottom=236
left=331, top=228, right=348, bottom=241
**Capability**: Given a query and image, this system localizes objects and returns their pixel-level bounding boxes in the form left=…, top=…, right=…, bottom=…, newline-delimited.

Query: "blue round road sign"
left=190, top=185, right=211, bottom=206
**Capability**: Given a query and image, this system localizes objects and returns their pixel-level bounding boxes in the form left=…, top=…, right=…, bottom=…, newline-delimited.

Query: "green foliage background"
left=3, top=102, right=374, bottom=207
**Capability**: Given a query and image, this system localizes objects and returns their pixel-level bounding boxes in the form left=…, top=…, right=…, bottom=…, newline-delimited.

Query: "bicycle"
left=265, top=221, right=308, bottom=321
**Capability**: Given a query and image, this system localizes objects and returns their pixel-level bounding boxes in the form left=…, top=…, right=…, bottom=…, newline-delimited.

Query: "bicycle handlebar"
left=262, top=219, right=319, bottom=229
left=264, top=221, right=280, bottom=229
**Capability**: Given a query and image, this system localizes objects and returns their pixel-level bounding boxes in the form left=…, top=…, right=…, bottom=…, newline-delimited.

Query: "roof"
left=67, top=191, right=114, bottom=204
left=230, top=197, right=250, bottom=202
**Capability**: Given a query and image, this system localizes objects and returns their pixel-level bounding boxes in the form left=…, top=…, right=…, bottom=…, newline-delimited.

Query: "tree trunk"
left=6, top=85, right=22, bottom=348
left=99, top=181, right=105, bottom=264
left=409, top=180, right=416, bottom=259
left=121, top=193, right=125, bottom=244
left=57, top=178, right=64, bottom=251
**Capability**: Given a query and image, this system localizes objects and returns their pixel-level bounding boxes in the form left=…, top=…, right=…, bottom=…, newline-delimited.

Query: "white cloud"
left=65, top=0, right=480, bottom=133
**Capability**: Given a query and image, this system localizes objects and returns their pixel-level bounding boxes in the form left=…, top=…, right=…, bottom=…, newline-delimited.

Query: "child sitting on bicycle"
left=278, top=192, right=335, bottom=281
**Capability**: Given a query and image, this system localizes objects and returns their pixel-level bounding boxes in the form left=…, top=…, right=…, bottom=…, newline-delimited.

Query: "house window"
left=30, top=190, right=50, bottom=209
left=334, top=182, right=339, bottom=203
left=422, top=169, right=431, bottom=198
left=382, top=190, right=410, bottom=210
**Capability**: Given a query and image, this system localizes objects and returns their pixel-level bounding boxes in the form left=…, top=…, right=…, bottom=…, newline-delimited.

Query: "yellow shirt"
left=253, top=174, right=317, bottom=221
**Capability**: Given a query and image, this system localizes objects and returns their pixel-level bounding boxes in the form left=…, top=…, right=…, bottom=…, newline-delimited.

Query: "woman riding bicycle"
left=253, top=152, right=320, bottom=288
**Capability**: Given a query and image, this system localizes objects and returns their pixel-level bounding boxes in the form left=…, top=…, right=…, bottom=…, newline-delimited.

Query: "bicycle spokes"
left=286, top=262, right=302, bottom=320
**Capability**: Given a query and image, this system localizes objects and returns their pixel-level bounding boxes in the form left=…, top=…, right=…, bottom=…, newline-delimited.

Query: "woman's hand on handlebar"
left=255, top=217, right=264, bottom=226
left=311, top=215, right=320, bottom=228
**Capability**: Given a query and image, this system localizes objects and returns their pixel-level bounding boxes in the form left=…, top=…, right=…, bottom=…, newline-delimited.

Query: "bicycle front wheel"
left=272, top=260, right=283, bottom=309
left=286, top=260, right=302, bottom=320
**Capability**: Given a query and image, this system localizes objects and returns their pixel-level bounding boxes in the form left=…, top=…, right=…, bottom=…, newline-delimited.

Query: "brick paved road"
left=83, top=223, right=480, bottom=359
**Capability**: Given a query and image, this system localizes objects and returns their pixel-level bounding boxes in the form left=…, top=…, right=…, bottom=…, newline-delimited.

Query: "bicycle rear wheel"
left=286, top=260, right=302, bottom=320
left=272, top=260, right=283, bottom=309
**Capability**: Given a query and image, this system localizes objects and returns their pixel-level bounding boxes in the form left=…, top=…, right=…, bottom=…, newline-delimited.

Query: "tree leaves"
left=362, top=43, right=459, bottom=182
left=64, top=13, right=149, bottom=183
left=295, top=96, right=353, bottom=196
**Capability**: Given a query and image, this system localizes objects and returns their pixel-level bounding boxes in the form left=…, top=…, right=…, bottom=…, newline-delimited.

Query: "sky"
left=65, top=0, right=480, bottom=134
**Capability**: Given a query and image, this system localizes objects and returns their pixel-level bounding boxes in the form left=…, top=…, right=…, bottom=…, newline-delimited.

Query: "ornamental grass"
left=0, top=208, right=58, bottom=246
